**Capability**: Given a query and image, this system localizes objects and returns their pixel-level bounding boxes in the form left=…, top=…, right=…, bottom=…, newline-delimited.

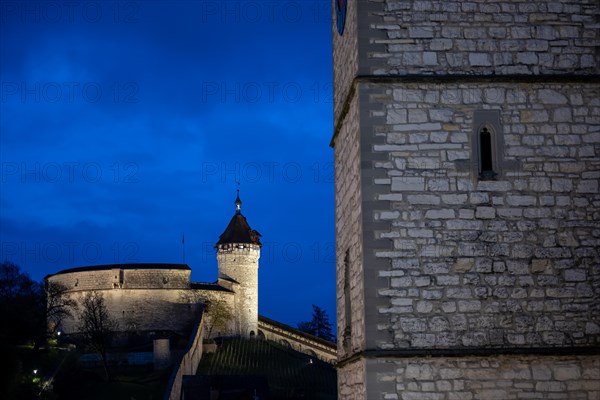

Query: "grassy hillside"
left=195, top=337, right=337, bottom=400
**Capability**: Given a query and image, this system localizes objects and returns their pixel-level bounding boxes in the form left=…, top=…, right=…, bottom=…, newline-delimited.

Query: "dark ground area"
left=192, top=337, right=337, bottom=400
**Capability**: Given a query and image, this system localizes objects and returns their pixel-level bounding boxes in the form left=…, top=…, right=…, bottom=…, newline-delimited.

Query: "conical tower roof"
left=216, top=191, right=261, bottom=246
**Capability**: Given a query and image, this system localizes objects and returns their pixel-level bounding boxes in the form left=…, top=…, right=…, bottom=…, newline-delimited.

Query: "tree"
left=203, top=295, right=234, bottom=337
left=45, top=281, right=78, bottom=335
left=297, top=305, right=335, bottom=342
left=180, top=291, right=233, bottom=337
left=77, top=291, right=118, bottom=381
left=0, top=261, right=43, bottom=345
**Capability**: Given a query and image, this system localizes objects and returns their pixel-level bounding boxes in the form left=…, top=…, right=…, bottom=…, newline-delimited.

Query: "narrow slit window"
left=479, top=126, right=496, bottom=179
left=472, top=110, right=504, bottom=181
left=343, top=249, right=352, bottom=350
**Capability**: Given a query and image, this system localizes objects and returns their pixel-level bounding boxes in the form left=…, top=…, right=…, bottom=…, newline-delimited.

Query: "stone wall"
left=332, top=0, right=358, bottom=122
left=189, top=287, right=236, bottom=338
left=258, top=316, right=337, bottom=364
left=164, top=312, right=205, bottom=400
left=47, top=264, right=244, bottom=337
left=368, top=81, right=600, bottom=350
left=47, top=265, right=200, bottom=334
left=48, top=265, right=190, bottom=291
left=332, top=1, right=600, bottom=399
left=217, top=243, right=260, bottom=336
left=335, top=94, right=366, bottom=360
left=337, top=358, right=366, bottom=400
left=365, top=355, right=600, bottom=400
left=355, top=0, right=599, bottom=76
left=54, top=288, right=200, bottom=334
left=123, top=268, right=189, bottom=289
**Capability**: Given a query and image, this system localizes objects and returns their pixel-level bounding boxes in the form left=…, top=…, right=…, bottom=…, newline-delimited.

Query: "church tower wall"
left=333, top=1, right=600, bottom=399
left=217, top=243, right=260, bottom=336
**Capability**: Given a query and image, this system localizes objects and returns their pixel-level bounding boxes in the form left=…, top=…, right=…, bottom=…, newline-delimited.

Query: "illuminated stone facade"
left=332, top=1, right=600, bottom=399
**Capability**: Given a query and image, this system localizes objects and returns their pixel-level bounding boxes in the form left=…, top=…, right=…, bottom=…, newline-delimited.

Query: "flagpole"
left=182, top=233, right=186, bottom=264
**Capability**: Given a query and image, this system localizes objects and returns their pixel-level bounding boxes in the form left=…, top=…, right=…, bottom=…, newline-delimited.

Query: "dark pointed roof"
left=216, top=192, right=261, bottom=246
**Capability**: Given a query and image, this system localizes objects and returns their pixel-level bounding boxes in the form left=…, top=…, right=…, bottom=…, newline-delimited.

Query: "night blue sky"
left=0, top=1, right=335, bottom=329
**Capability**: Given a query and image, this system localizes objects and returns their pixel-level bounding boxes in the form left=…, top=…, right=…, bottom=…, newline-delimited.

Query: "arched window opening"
left=472, top=110, right=504, bottom=180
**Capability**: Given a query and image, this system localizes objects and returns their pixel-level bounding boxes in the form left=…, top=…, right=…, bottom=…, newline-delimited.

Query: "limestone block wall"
left=335, top=95, right=367, bottom=359
left=365, top=355, right=600, bottom=400
left=122, top=269, right=189, bottom=289
left=367, top=81, right=600, bottom=350
left=46, top=265, right=199, bottom=334
left=51, top=268, right=120, bottom=291
left=337, top=359, right=367, bottom=400
left=334, top=80, right=600, bottom=399
left=356, top=0, right=599, bottom=76
left=48, top=265, right=191, bottom=291
left=217, top=244, right=260, bottom=336
left=55, top=288, right=199, bottom=334
left=332, top=2, right=600, bottom=399
left=332, top=0, right=358, bottom=122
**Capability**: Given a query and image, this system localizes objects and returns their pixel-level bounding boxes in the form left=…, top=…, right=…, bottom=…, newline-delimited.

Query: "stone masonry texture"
left=47, top=267, right=200, bottom=333
left=332, top=1, right=600, bottom=399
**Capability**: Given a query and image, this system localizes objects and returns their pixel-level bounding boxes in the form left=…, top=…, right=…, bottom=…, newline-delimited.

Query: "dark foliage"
left=297, top=305, right=335, bottom=342
left=0, top=261, right=44, bottom=346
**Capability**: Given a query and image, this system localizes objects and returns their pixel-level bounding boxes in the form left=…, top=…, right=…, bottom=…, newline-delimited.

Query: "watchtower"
left=216, top=191, right=262, bottom=336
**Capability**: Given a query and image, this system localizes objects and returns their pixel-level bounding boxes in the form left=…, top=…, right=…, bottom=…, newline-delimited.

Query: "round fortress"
left=46, top=192, right=261, bottom=338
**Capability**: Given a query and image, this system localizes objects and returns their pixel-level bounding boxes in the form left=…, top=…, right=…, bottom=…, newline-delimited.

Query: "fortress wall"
left=47, top=268, right=201, bottom=334
left=50, top=269, right=119, bottom=291
left=257, top=318, right=337, bottom=364
left=57, top=288, right=200, bottom=334
left=122, top=268, right=189, bottom=289
left=189, top=288, right=236, bottom=337
left=48, top=267, right=190, bottom=291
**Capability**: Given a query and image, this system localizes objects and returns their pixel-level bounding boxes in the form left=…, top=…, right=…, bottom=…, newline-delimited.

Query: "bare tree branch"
left=77, top=291, right=118, bottom=381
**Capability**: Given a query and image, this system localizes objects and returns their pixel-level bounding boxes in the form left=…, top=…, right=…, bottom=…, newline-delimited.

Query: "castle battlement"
left=216, top=243, right=261, bottom=253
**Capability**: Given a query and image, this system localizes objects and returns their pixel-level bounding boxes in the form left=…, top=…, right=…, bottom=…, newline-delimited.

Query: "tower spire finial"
left=235, top=182, right=242, bottom=214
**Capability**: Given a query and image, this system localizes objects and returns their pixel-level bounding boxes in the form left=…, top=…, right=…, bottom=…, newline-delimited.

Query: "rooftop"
left=216, top=191, right=261, bottom=246
left=190, top=282, right=234, bottom=293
